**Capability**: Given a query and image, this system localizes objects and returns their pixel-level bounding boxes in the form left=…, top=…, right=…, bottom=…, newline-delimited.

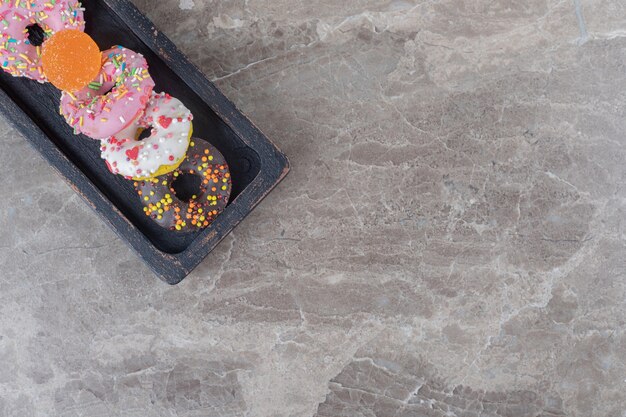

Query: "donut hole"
left=171, top=173, right=202, bottom=202
left=101, top=85, right=115, bottom=96
left=137, top=126, right=154, bottom=141
left=26, top=24, right=46, bottom=47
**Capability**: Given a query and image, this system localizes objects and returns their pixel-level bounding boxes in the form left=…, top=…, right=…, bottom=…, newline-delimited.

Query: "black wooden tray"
left=0, top=0, right=289, bottom=284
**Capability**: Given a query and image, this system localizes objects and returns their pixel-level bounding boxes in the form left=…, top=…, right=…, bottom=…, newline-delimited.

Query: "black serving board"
left=0, top=0, right=289, bottom=284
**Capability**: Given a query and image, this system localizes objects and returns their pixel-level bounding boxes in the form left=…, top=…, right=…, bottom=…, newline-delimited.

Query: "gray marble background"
left=1, top=0, right=626, bottom=416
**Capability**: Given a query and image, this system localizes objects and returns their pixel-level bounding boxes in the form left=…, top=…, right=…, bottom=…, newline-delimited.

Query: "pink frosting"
left=59, top=46, right=155, bottom=139
left=0, top=0, right=85, bottom=82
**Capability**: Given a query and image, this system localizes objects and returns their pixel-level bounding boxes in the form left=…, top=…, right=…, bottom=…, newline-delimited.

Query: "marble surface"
left=1, top=0, right=626, bottom=415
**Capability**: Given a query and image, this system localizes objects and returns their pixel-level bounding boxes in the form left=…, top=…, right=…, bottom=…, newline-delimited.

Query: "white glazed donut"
left=100, top=92, right=193, bottom=180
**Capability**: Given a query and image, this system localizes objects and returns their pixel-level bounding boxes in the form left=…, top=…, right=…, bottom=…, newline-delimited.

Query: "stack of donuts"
left=0, top=0, right=231, bottom=232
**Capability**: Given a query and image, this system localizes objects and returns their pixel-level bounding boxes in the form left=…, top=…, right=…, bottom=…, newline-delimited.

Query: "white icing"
left=100, top=92, right=193, bottom=179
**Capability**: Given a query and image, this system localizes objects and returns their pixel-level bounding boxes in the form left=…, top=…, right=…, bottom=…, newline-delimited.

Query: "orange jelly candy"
left=41, top=30, right=101, bottom=92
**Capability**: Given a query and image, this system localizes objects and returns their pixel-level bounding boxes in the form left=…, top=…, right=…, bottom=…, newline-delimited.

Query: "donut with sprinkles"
left=100, top=91, right=193, bottom=180
left=134, top=138, right=232, bottom=232
left=59, top=45, right=155, bottom=139
left=0, top=0, right=85, bottom=82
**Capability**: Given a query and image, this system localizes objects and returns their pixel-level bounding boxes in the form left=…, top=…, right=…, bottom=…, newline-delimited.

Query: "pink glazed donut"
left=59, top=46, right=155, bottom=139
left=0, top=0, right=85, bottom=82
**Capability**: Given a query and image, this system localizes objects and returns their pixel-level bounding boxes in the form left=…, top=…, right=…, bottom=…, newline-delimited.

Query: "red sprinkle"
left=158, top=115, right=173, bottom=129
left=126, top=146, right=140, bottom=161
